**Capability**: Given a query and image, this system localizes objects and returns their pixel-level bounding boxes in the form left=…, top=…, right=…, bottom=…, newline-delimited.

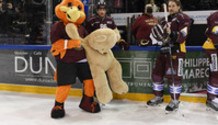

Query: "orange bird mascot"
left=50, top=0, right=100, bottom=119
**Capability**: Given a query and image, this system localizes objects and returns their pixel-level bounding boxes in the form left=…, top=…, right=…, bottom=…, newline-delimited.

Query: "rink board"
left=0, top=45, right=208, bottom=103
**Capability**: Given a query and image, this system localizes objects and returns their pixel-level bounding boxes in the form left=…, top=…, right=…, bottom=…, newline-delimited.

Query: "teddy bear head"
left=84, top=28, right=119, bottom=54
left=55, top=0, right=86, bottom=25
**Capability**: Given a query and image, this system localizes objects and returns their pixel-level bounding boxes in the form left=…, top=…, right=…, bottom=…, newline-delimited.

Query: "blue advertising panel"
left=82, top=0, right=89, bottom=17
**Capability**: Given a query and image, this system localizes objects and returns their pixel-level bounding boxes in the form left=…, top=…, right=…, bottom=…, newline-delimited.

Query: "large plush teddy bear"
left=50, top=0, right=101, bottom=119
left=66, top=24, right=129, bottom=104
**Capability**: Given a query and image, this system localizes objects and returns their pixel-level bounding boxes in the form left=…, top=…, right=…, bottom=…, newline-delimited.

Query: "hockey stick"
left=163, top=3, right=177, bottom=101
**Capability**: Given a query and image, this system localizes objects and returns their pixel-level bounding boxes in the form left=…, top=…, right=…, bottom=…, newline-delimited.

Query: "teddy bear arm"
left=107, top=59, right=128, bottom=94
left=66, top=23, right=89, bottom=48
left=114, top=28, right=121, bottom=41
left=90, top=65, right=113, bottom=104
left=65, top=23, right=80, bottom=40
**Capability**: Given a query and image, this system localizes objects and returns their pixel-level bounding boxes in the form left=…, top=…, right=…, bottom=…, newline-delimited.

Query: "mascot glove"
left=50, top=39, right=81, bottom=59
left=67, top=39, right=81, bottom=48
left=117, top=39, right=130, bottom=50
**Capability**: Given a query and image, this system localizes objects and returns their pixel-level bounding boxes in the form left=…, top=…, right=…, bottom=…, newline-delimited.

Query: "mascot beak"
left=60, top=6, right=70, bottom=12
left=60, top=6, right=85, bottom=23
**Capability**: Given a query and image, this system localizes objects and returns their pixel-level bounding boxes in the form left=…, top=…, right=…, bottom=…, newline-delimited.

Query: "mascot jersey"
left=159, top=12, right=191, bottom=53
left=50, top=22, right=86, bottom=63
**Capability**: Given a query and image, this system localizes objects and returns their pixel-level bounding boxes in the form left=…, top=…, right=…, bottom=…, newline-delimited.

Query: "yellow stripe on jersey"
left=212, top=26, right=218, bottom=35
left=202, top=38, right=216, bottom=50
left=179, top=27, right=188, bottom=53
left=180, top=27, right=188, bottom=37
left=180, top=41, right=186, bottom=53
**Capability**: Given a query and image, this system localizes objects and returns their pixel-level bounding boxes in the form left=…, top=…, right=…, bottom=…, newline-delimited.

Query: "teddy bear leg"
left=51, top=84, right=71, bottom=118
left=79, top=79, right=101, bottom=113
left=91, top=66, right=113, bottom=104
left=107, top=59, right=129, bottom=94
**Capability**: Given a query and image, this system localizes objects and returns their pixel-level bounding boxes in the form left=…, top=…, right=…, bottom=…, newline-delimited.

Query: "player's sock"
left=147, top=82, right=164, bottom=106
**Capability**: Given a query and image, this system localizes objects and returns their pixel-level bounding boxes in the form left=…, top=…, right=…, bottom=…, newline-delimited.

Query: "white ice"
left=0, top=91, right=218, bottom=125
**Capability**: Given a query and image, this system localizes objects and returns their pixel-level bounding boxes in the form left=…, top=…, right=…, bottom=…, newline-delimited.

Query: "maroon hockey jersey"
left=85, top=15, right=116, bottom=34
left=160, top=12, right=191, bottom=53
left=50, top=22, right=87, bottom=63
left=131, top=13, right=158, bottom=45
left=206, top=11, right=218, bottom=45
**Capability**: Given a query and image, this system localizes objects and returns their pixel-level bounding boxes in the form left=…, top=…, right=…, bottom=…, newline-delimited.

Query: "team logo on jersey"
left=145, top=19, right=157, bottom=26
left=212, top=26, right=218, bottom=35
left=100, top=24, right=107, bottom=29
left=180, top=27, right=188, bottom=37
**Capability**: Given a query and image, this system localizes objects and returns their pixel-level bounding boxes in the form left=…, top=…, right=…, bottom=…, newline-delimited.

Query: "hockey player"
left=85, top=1, right=115, bottom=33
left=85, top=1, right=129, bottom=50
left=147, top=0, right=191, bottom=111
left=203, top=11, right=218, bottom=111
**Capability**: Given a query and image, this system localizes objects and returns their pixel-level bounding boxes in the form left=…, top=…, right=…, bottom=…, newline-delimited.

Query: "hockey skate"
left=147, top=96, right=163, bottom=106
left=165, top=99, right=180, bottom=112
left=51, top=101, right=65, bottom=118
left=206, top=99, right=218, bottom=111
left=79, top=94, right=101, bottom=113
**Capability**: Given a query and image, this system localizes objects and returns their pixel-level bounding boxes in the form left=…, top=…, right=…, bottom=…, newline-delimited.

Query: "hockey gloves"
left=117, top=39, right=130, bottom=50
left=151, top=24, right=169, bottom=45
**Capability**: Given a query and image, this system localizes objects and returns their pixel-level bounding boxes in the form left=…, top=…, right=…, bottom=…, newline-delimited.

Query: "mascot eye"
left=67, top=3, right=73, bottom=7
left=78, top=5, right=82, bottom=10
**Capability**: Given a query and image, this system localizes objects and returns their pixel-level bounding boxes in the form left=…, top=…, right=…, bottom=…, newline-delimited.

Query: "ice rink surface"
left=0, top=91, right=218, bottom=125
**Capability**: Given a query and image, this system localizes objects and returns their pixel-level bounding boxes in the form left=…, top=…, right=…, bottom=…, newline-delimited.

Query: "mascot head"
left=55, top=0, right=86, bottom=25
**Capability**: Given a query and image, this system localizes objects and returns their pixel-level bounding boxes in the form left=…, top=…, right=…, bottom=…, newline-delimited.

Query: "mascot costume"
left=50, top=0, right=100, bottom=119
